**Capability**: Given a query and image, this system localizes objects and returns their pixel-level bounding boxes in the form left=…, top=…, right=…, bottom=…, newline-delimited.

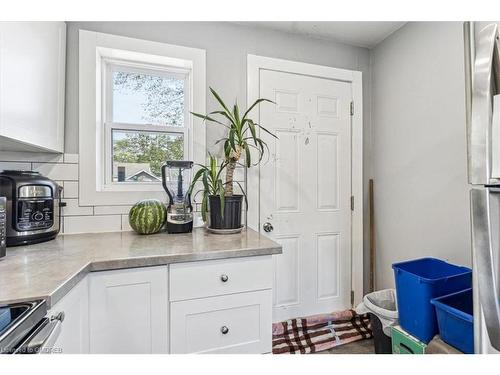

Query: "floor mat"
left=272, top=309, right=373, bottom=354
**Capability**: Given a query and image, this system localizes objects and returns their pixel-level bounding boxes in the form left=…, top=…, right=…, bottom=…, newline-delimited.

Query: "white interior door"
left=259, top=69, right=352, bottom=322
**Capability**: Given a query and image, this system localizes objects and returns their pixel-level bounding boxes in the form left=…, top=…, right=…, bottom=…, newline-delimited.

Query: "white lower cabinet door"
left=170, top=290, right=272, bottom=354
left=89, top=266, right=169, bottom=354
left=48, top=277, right=89, bottom=354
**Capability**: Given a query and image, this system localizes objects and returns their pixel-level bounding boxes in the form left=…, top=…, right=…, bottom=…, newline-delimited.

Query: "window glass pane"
left=112, top=130, right=183, bottom=183
left=112, top=70, right=185, bottom=126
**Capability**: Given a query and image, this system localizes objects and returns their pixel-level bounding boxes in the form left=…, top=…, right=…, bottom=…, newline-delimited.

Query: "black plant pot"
left=208, top=195, right=243, bottom=230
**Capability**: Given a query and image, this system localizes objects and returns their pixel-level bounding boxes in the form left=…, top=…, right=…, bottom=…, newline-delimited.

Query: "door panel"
left=470, top=187, right=500, bottom=352
left=273, top=235, right=301, bottom=307
left=317, top=133, right=339, bottom=210
left=259, top=69, right=352, bottom=321
left=89, top=266, right=169, bottom=354
left=316, top=233, right=340, bottom=300
left=275, top=129, right=301, bottom=212
left=0, top=22, right=65, bottom=152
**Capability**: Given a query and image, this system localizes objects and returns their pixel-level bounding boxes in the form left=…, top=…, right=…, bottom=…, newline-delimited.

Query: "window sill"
left=100, top=183, right=164, bottom=193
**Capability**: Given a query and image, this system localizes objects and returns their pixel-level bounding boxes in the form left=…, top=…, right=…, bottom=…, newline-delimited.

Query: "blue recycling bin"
left=392, top=258, right=471, bottom=343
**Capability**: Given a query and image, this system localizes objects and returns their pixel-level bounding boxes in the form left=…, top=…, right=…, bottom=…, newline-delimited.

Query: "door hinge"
left=351, top=290, right=355, bottom=306
left=351, top=196, right=354, bottom=211
left=350, top=101, right=354, bottom=116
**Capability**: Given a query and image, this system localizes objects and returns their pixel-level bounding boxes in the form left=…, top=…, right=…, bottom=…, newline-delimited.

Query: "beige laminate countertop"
left=0, top=228, right=282, bottom=307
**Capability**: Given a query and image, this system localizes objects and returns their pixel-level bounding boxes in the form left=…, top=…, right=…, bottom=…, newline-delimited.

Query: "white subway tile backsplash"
left=33, top=162, right=78, bottom=181
left=121, top=215, right=132, bottom=231
left=193, top=212, right=205, bottom=228
left=94, top=205, right=132, bottom=215
left=1, top=151, right=223, bottom=236
left=64, top=215, right=122, bottom=234
left=233, top=183, right=244, bottom=195
left=0, top=151, right=63, bottom=163
left=233, top=167, right=245, bottom=182
left=61, top=198, right=93, bottom=216
left=63, top=153, right=79, bottom=164
left=62, top=181, right=78, bottom=198
left=0, top=161, right=32, bottom=172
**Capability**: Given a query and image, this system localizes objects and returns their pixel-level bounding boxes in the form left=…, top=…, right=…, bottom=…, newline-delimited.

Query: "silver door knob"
left=220, top=274, right=229, bottom=282
left=263, top=222, right=274, bottom=232
left=221, top=326, right=229, bottom=334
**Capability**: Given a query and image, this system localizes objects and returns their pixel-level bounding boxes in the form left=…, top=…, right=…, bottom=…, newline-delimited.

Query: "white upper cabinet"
left=0, top=22, right=66, bottom=153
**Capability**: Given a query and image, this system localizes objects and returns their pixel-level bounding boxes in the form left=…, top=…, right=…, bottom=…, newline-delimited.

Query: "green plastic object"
left=391, top=326, right=427, bottom=354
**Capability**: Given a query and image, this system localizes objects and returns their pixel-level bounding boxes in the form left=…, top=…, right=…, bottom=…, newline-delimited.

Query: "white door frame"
left=246, top=54, right=363, bottom=306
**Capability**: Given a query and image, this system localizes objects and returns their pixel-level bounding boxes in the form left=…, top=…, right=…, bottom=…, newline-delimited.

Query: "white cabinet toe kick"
left=48, top=255, right=273, bottom=354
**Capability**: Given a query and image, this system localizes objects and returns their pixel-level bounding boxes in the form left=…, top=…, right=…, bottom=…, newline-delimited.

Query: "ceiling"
left=238, top=21, right=406, bottom=48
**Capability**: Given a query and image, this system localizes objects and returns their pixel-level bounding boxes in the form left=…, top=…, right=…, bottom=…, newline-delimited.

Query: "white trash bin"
left=356, top=289, right=399, bottom=354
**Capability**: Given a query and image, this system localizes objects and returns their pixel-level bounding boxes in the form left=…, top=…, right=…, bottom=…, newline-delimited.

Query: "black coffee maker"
left=161, top=161, right=194, bottom=233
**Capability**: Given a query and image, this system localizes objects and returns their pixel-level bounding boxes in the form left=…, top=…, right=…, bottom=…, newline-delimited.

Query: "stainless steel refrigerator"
left=465, top=21, right=500, bottom=354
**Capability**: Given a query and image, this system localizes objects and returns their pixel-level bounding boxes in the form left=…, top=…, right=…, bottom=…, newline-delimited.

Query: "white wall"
left=371, top=22, right=471, bottom=289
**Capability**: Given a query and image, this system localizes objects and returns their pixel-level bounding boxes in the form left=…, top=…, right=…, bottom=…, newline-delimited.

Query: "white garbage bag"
left=355, top=289, right=399, bottom=336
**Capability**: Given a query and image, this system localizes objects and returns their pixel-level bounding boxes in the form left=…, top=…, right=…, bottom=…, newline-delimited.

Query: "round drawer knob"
left=220, top=274, right=229, bottom=282
left=220, top=326, right=229, bottom=334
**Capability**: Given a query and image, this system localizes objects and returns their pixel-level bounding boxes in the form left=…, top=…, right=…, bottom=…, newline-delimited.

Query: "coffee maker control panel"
left=0, top=197, right=6, bottom=257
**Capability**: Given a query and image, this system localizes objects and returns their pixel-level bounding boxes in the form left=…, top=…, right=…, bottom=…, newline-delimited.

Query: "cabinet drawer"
left=169, top=255, right=272, bottom=301
left=170, top=290, right=272, bottom=354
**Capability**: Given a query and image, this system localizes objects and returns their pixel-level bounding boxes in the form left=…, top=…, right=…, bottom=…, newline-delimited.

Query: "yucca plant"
left=188, top=155, right=226, bottom=223
left=188, top=154, right=247, bottom=223
left=191, top=87, right=276, bottom=196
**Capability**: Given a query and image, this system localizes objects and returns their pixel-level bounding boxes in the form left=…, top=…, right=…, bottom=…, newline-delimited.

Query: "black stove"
left=0, top=300, right=47, bottom=354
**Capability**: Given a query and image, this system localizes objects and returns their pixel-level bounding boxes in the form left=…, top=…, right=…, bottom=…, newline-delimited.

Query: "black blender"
left=161, top=161, right=194, bottom=233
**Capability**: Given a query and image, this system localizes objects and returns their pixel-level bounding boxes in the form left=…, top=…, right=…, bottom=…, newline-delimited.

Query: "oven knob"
left=33, top=212, right=44, bottom=221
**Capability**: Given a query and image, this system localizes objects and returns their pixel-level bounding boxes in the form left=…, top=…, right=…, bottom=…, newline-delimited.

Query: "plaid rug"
left=272, top=309, right=372, bottom=354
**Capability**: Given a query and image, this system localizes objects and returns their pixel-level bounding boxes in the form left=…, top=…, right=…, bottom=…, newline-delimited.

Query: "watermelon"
left=128, top=199, right=167, bottom=234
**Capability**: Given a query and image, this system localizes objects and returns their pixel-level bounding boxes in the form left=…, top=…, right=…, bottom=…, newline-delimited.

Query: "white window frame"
left=102, top=59, right=190, bottom=190
left=79, top=30, right=206, bottom=206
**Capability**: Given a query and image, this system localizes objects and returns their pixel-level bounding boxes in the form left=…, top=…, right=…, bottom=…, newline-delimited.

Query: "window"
left=79, top=30, right=205, bottom=206
left=103, top=62, right=189, bottom=186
